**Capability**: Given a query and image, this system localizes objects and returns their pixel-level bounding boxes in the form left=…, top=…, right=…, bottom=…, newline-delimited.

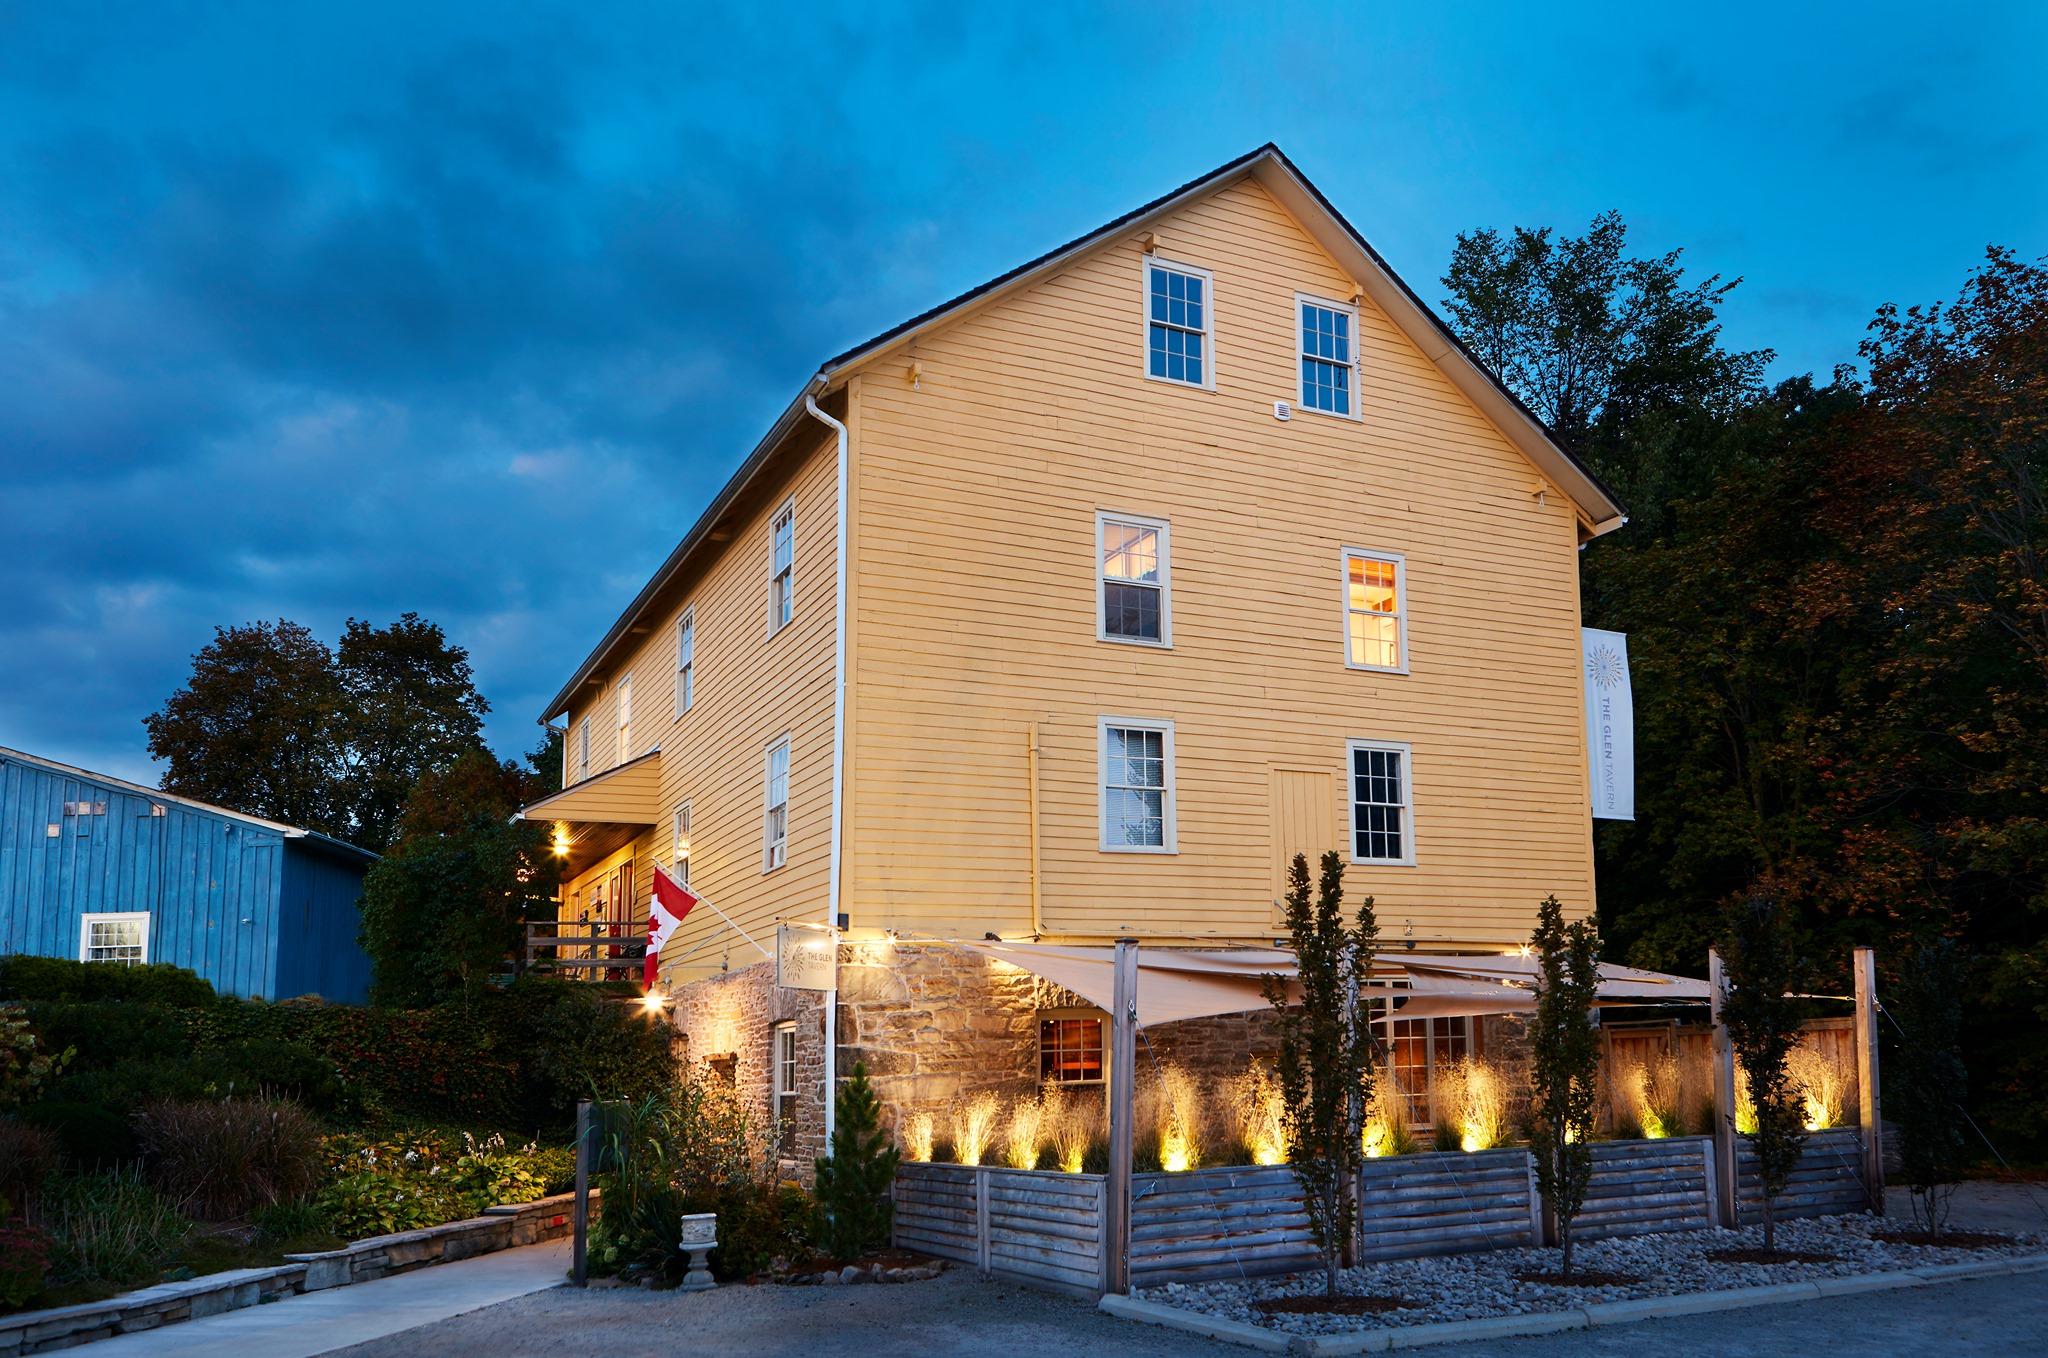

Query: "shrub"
left=251, top=1197, right=333, bottom=1246
left=814, top=1063, right=899, bottom=1261
left=0, top=958, right=214, bottom=1008
left=39, top=1170, right=189, bottom=1285
left=0, top=1217, right=51, bottom=1310
left=134, top=1097, right=325, bottom=1220
left=312, top=1131, right=573, bottom=1240
left=589, top=1075, right=759, bottom=1280
left=0, top=1119, right=61, bottom=1213
left=19, top=1101, right=136, bottom=1166
left=1, top=1005, right=72, bottom=1111
left=526, top=987, right=675, bottom=1119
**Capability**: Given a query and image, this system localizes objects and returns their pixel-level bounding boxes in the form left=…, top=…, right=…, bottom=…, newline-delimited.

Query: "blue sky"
left=3, top=1, right=2043, bottom=784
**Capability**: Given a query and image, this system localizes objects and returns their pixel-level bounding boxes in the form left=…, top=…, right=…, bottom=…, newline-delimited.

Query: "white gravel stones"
left=1134, top=1216, right=2047, bottom=1338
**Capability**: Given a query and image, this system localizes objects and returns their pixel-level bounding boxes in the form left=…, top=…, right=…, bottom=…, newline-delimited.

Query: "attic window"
left=1146, top=259, right=1212, bottom=389
left=1298, top=294, right=1359, bottom=417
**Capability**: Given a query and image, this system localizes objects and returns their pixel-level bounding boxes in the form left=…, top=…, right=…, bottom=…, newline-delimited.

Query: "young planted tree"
left=1263, top=850, right=1377, bottom=1298
left=814, top=1061, right=900, bottom=1262
left=1891, top=940, right=1972, bottom=1237
left=1719, top=893, right=1808, bottom=1252
left=1527, top=894, right=1602, bottom=1279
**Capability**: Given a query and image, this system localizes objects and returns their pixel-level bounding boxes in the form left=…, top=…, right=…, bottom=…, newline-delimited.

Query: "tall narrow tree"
left=1719, top=893, right=1808, bottom=1252
left=1891, top=940, right=1972, bottom=1237
left=1264, top=850, right=1377, bottom=1298
left=814, top=1062, right=899, bottom=1261
left=1527, top=894, right=1602, bottom=1279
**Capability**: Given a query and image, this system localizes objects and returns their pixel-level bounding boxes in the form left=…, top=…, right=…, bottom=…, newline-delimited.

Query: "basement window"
left=1039, top=1013, right=1104, bottom=1084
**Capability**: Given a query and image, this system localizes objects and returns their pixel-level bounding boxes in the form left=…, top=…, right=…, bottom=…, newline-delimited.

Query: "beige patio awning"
left=961, top=941, right=1710, bottom=1029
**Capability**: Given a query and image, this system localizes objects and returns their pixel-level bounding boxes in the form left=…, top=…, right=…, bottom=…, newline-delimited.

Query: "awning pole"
left=1105, top=938, right=1138, bottom=1295
left=1854, top=947, right=1884, bottom=1214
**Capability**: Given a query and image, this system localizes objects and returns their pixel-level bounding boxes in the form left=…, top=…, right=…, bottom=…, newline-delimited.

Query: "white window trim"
left=1141, top=255, right=1217, bottom=392
left=575, top=717, right=592, bottom=784
left=1098, top=715, right=1177, bottom=854
left=1340, top=547, right=1409, bottom=674
left=79, top=912, right=150, bottom=965
left=616, top=673, right=633, bottom=765
left=772, top=1021, right=797, bottom=1098
left=768, top=499, right=796, bottom=637
left=1297, top=292, right=1363, bottom=422
left=1095, top=510, right=1173, bottom=649
left=672, top=799, right=692, bottom=885
left=1346, top=738, right=1417, bottom=867
left=673, top=608, right=695, bottom=720
left=762, top=734, right=791, bottom=873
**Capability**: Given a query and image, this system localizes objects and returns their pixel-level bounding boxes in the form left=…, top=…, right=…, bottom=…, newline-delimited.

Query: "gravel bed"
left=1135, top=1216, right=2048, bottom=1338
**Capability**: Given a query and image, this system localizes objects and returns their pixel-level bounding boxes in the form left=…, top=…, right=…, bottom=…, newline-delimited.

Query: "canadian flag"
left=645, top=862, right=698, bottom=990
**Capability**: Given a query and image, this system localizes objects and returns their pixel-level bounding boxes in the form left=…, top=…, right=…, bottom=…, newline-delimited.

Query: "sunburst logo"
left=1586, top=644, right=1626, bottom=690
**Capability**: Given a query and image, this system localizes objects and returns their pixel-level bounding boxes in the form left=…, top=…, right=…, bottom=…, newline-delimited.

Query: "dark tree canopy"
left=336, top=613, right=491, bottom=853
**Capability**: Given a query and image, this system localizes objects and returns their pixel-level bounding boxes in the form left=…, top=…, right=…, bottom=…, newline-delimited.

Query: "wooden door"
left=1270, top=769, right=1335, bottom=922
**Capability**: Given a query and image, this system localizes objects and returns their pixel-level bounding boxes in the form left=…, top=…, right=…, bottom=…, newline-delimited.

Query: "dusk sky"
left=3, top=2, right=2043, bottom=784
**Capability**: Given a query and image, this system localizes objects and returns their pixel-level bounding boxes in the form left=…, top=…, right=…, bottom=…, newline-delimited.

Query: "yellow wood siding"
left=842, top=178, right=1592, bottom=949
left=559, top=431, right=840, bottom=982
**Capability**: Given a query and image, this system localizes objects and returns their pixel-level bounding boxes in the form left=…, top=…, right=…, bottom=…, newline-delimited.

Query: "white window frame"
left=1346, top=739, right=1416, bottom=867
left=79, top=912, right=150, bottom=965
left=1141, top=256, right=1216, bottom=391
left=1297, top=292, right=1362, bottom=421
left=615, top=673, right=633, bottom=764
left=772, top=1021, right=799, bottom=1146
left=768, top=499, right=796, bottom=636
left=1095, top=510, right=1173, bottom=648
left=671, top=800, right=692, bottom=886
left=1098, top=715, right=1177, bottom=854
left=575, top=717, right=592, bottom=784
left=1341, top=548, right=1408, bottom=674
left=763, top=735, right=791, bottom=872
left=673, top=608, right=695, bottom=719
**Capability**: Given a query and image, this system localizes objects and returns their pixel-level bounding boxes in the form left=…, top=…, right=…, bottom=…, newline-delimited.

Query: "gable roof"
left=539, top=144, right=1627, bottom=723
left=0, top=745, right=378, bottom=866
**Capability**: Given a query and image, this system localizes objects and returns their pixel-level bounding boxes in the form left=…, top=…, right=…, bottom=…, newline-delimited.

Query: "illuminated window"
left=769, top=502, right=795, bottom=634
left=1098, top=513, right=1170, bottom=645
left=674, top=609, right=695, bottom=718
left=1349, top=741, right=1412, bottom=864
left=1378, top=1014, right=1470, bottom=1127
left=671, top=800, right=692, bottom=886
left=1299, top=294, right=1359, bottom=417
left=763, top=737, right=790, bottom=871
left=1343, top=550, right=1405, bottom=671
left=1100, top=717, right=1175, bottom=852
left=1039, top=1015, right=1104, bottom=1083
left=80, top=913, right=149, bottom=966
left=1145, top=259, right=1212, bottom=388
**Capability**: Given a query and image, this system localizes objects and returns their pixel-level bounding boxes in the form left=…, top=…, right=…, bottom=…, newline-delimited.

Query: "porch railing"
left=519, top=920, right=648, bottom=981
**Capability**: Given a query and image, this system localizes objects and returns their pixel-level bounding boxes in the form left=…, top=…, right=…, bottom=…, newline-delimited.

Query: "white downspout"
left=805, top=390, right=848, bottom=1147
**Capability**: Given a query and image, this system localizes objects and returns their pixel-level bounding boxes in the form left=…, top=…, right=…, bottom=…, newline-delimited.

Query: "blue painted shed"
left=0, top=745, right=377, bottom=1003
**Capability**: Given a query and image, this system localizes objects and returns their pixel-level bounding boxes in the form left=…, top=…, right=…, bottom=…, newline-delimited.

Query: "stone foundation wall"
left=665, top=960, right=830, bottom=1173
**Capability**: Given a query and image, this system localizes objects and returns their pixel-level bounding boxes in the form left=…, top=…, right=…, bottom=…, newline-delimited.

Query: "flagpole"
left=647, top=862, right=772, bottom=993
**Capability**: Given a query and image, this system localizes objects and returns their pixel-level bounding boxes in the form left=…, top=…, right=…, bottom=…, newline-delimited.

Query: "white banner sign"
left=1582, top=628, right=1635, bottom=821
left=776, top=924, right=837, bottom=991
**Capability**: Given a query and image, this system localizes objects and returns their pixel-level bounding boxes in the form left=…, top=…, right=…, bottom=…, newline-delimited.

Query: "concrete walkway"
left=86, top=1238, right=570, bottom=1358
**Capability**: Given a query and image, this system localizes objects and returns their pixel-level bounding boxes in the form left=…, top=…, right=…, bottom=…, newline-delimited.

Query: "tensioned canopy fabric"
left=961, top=941, right=1711, bottom=1029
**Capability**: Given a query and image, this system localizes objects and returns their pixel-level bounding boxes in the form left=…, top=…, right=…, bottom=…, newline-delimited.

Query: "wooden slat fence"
left=1356, top=1148, right=1538, bottom=1261
left=1577, top=1136, right=1715, bottom=1239
left=1128, top=1164, right=1319, bottom=1287
left=892, top=1163, right=1107, bottom=1298
left=1736, top=1126, right=1869, bottom=1224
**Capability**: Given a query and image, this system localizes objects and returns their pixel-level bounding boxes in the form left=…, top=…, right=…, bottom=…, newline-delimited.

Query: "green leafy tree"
left=1892, top=940, right=1973, bottom=1237
left=813, top=1062, right=899, bottom=1261
left=1263, top=850, right=1377, bottom=1297
left=357, top=751, right=559, bottom=1008
left=1527, top=894, right=1601, bottom=1279
left=1720, top=893, right=1808, bottom=1252
left=335, top=613, right=491, bottom=852
left=527, top=725, right=566, bottom=799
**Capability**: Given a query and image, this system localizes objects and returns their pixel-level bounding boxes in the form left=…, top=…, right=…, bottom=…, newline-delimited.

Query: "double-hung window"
left=1145, top=259, right=1212, bottom=388
left=1299, top=294, right=1359, bottom=417
left=1348, top=741, right=1413, bottom=864
left=674, top=609, right=695, bottom=718
left=575, top=717, right=592, bottom=783
left=763, top=737, right=790, bottom=871
left=1098, top=512, right=1170, bottom=646
left=769, top=502, right=795, bottom=634
left=80, top=913, right=149, bottom=965
left=1100, top=717, right=1175, bottom=852
left=616, top=674, right=633, bottom=764
left=671, top=800, right=692, bottom=886
left=772, top=1022, right=799, bottom=1151
left=1343, top=550, right=1406, bottom=671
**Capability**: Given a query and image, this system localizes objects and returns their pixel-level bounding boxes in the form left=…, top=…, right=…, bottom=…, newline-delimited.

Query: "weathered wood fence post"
left=1707, top=948, right=1738, bottom=1228
left=1853, top=946, right=1884, bottom=1214
left=1105, top=939, right=1138, bottom=1294
left=572, top=1099, right=591, bottom=1286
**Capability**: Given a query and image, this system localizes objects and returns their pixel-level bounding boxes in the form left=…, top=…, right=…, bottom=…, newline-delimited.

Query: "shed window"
left=1299, top=296, right=1358, bottom=417
left=1039, top=1016, right=1104, bottom=1084
left=80, top=913, right=149, bottom=966
left=769, top=502, right=795, bottom=634
left=1099, top=513, right=1170, bottom=645
left=1343, top=551, right=1406, bottom=671
left=1349, top=742, right=1411, bottom=864
left=1146, top=260, right=1212, bottom=387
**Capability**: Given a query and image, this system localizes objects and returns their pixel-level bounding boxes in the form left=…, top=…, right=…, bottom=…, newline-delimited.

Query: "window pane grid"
left=85, top=918, right=145, bottom=965
left=765, top=741, right=790, bottom=869
left=675, top=613, right=694, bottom=714
left=1106, top=726, right=1166, bottom=846
left=1039, top=1018, right=1104, bottom=1083
left=771, top=509, right=794, bottom=630
left=1101, top=519, right=1165, bottom=642
left=1352, top=747, right=1406, bottom=861
left=1346, top=555, right=1402, bottom=668
left=1147, top=266, right=1206, bottom=385
left=1300, top=303, right=1354, bottom=414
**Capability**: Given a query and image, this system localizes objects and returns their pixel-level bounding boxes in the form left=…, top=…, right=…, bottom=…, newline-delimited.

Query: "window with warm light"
left=1038, top=1015, right=1104, bottom=1083
left=674, top=609, right=695, bottom=718
left=672, top=800, right=692, bottom=886
left=1100, top=717, right=1174, bottom=852
left=769, top=502, right=795, bottom=634
left=1098, top=513, right=1170, bottom=645
left=1349, top=741, right=1412, bottom=864
left=1343, top=550, right=1405, bottom=671
left=80, top=913, right=149, bottom=965
left=763, top=737, right=790, bottom=871
left=1378, top=1014, right=1470, bottom=1127
left=1299, top=295, right=1359, bottom=417
left=1145, top=259, right=1212, bottom=388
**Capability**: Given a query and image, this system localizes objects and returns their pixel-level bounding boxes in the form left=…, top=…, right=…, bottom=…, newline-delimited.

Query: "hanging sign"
left=1582, top=627, right=1635, bottom=821
left=776, top=923, right=836, bottom=991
